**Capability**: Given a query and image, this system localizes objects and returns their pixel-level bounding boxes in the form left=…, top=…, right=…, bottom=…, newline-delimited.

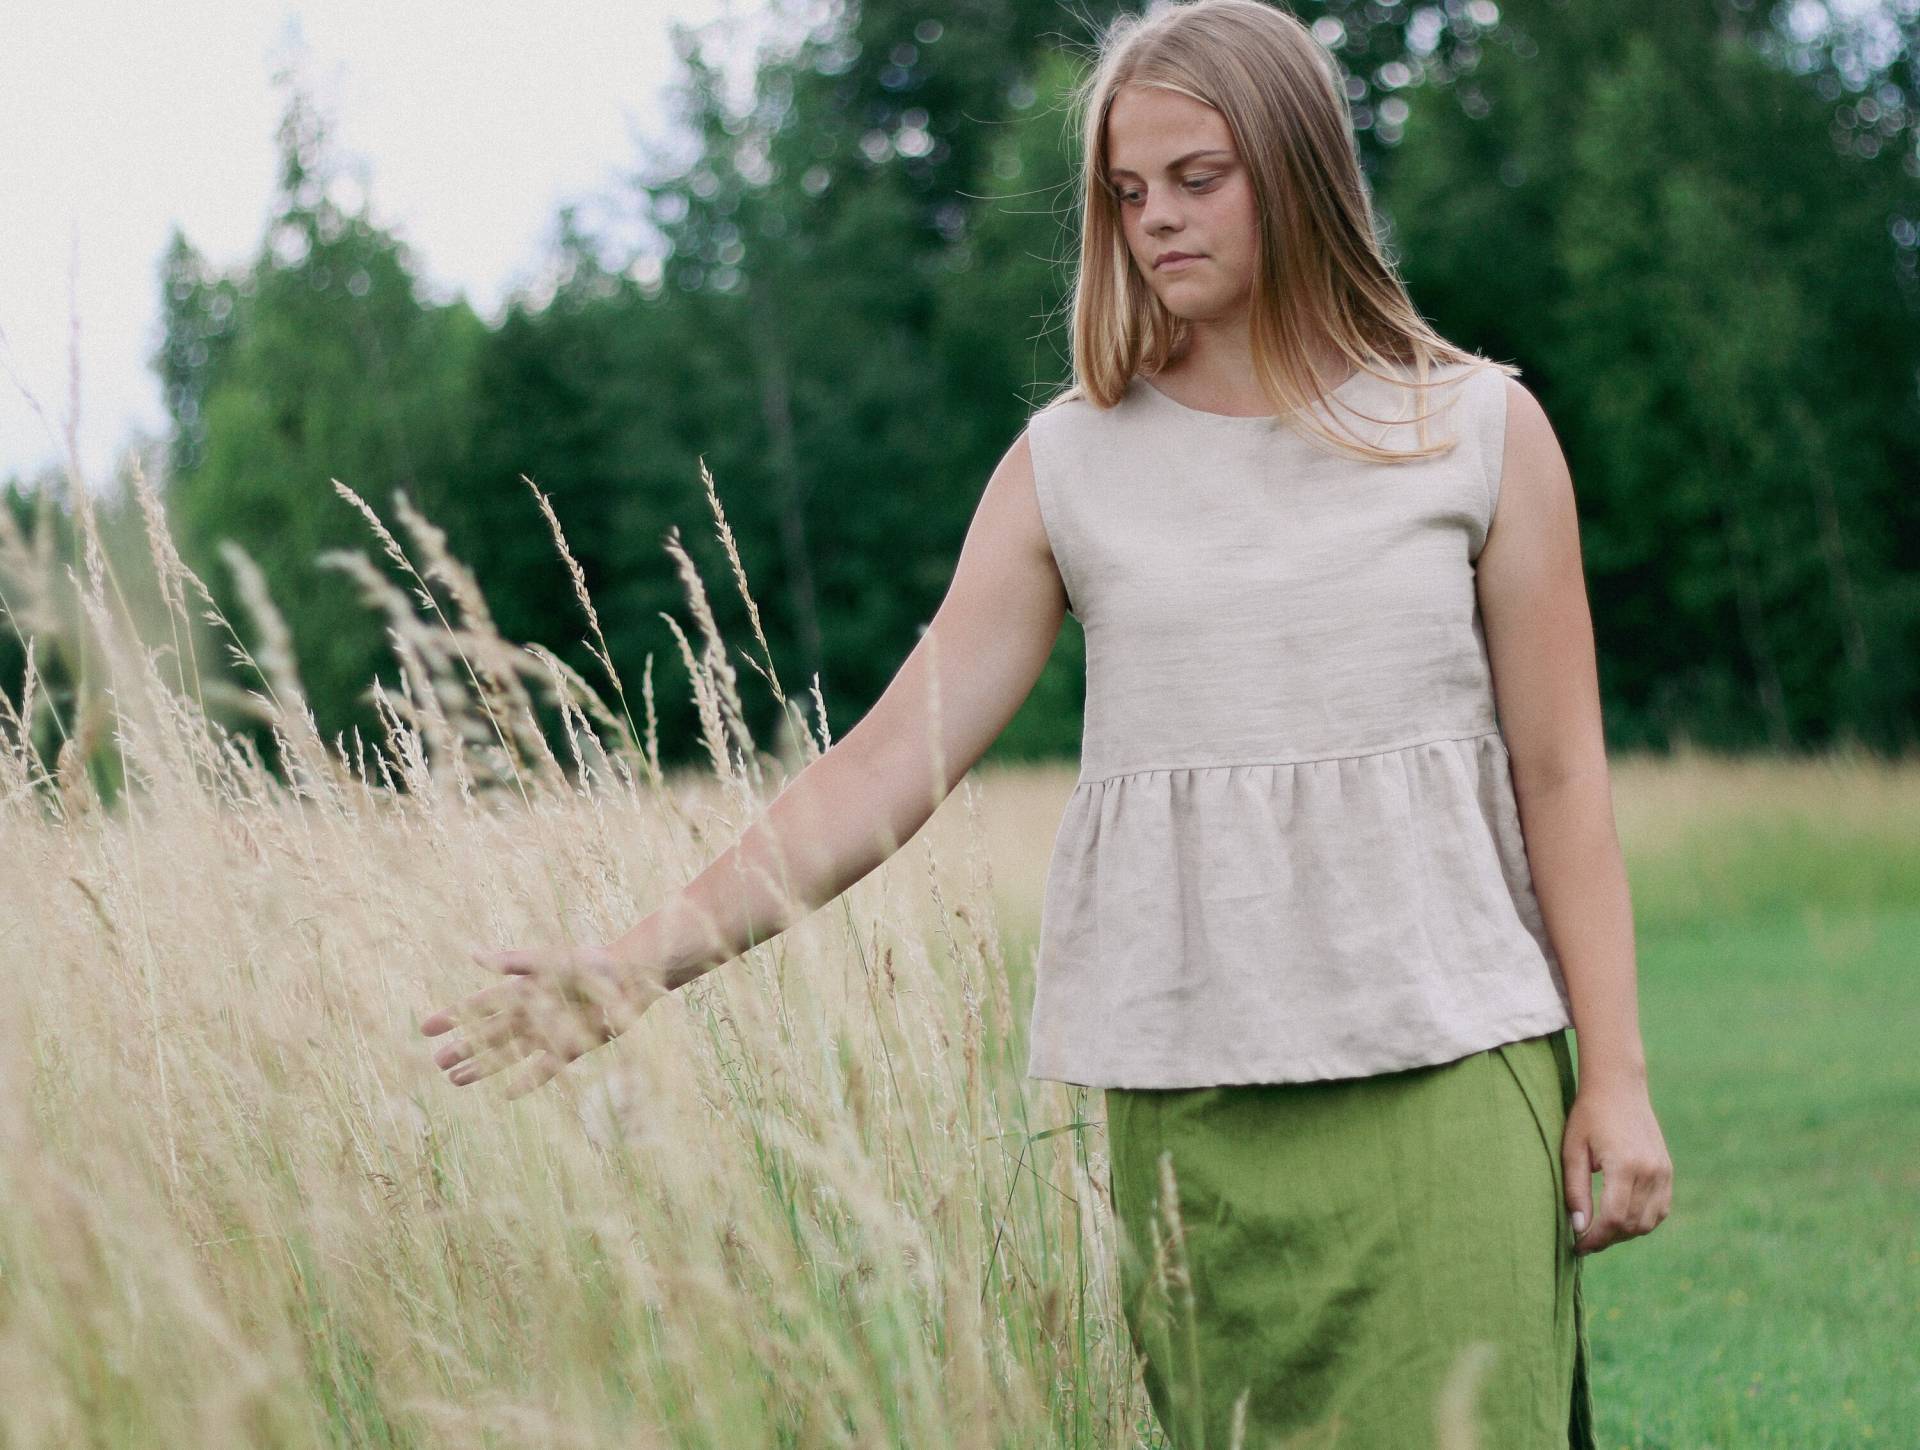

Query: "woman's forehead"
left=1105, top=88, right=1235, bottom=170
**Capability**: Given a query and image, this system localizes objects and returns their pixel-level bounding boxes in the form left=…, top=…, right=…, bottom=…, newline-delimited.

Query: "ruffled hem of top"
left=1025, top=729, right=1573, bottom=1089
left=1072, top=726, right=1522, bottom=787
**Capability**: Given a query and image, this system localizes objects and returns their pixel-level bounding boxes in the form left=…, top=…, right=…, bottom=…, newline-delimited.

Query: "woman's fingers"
left=426, top=994, right=522, bottom=1065
left=447, top=1036, right=536, bottom=1086
left=420, top=975, right=526, bottom=1038
left=501, top=1050, right=566, bottom=1100
left=429, top=984, right=606, bottom=1076
left=421, top=948, right=579, bottom=1039
left=474, top=944, right=597, bottom=977
left=430, top=1013, right=511, bottom=1071
left=1576, top=1168, right=1626, bottom=1253
left=1575, top=1159, right=1665, bottom=1254
left=425, top=942, right=641, bottom=1096
left=475, top=946, right=541, bottom=975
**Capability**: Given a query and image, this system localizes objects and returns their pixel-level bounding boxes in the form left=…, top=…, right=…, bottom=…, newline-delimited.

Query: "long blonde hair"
left=1040, top=0, right=1515, bottom=462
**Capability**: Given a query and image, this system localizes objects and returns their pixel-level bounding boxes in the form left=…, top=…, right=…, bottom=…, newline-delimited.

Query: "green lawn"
left=1572, top=816, right=1918, bottom=1447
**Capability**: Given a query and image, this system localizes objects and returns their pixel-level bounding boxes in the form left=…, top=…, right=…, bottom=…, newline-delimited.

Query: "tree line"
left=5, top=0, right=1916, bottom=776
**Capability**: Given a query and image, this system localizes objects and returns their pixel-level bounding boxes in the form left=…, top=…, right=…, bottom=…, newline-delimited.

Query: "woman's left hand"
left=1561, top=1072, right=1674, bottom=1255
left=419, top=943, right=666, bottom=1100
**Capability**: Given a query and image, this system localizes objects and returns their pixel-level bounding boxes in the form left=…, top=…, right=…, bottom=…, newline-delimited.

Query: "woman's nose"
left=1142, top=196, right=1187, bottom=237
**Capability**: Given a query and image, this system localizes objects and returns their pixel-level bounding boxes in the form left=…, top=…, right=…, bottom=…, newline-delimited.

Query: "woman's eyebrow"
left=1107, top=148, right=1234, bottom=180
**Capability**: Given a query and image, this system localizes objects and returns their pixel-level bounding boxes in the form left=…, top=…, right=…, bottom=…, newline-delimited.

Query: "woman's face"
left=1104, top=84, right=1260, bottom=324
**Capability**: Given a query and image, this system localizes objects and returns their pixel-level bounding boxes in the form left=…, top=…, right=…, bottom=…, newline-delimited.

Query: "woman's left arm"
left=1474, top=373, right=1674, bottom=1257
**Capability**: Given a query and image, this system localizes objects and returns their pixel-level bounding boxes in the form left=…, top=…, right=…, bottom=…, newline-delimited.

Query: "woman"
left=420, top=2, right=1673, bottom=1444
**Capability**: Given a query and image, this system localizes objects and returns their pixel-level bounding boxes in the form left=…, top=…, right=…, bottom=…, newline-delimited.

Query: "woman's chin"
left=1159, top=293, right=1240, bottom=324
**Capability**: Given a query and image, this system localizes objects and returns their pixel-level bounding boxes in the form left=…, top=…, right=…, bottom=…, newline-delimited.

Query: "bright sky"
left=0, top=0, right=769, bottom=492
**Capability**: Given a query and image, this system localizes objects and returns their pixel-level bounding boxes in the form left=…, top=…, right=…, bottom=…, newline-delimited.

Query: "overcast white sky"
left=0, top=0, right=775, bottom=491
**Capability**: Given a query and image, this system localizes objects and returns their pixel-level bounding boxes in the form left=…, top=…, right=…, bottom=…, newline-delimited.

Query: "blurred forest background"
left=5, top=0, right=1916, bottom=769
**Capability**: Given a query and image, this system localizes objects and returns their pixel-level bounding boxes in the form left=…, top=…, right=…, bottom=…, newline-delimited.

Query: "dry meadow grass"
left=0, top=455, right=1162, bottom=1449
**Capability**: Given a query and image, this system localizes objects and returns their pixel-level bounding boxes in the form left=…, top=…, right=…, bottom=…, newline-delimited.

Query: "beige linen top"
left=1023, top=357, right=1574, bottom=1089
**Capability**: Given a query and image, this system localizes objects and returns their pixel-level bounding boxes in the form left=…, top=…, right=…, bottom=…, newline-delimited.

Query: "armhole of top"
left=1476, top=368, right=1514, bottom=563
left=1025, top=409, right=1079, bottom=620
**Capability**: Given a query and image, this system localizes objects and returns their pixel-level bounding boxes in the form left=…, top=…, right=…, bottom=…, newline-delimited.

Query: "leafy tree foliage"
left=98, top=0, right=1918, bottom=768
left=1385, top=0, right=1919, bottom=751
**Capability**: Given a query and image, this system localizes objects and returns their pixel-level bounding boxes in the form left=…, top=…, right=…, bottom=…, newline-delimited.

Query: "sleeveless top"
left=1023, top=358, right=1574, bottom=1089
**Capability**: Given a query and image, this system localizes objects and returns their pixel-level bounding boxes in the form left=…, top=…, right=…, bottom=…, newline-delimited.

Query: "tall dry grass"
left=0, top=446, right=1173, bottom=1448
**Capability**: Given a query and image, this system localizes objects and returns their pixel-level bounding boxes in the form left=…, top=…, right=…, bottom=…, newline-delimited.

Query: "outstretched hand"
left=1562, top=1072, right=1674, bottom=1256
left=419, top=943, right=667, bottom=1099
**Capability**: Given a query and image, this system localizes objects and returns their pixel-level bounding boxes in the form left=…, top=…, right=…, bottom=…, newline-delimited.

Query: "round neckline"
left=1132, top=363, right=1380, bottom=423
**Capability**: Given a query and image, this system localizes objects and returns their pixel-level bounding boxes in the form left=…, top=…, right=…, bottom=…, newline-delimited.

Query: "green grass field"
left=1566, top=794, right=1919, bottom=1447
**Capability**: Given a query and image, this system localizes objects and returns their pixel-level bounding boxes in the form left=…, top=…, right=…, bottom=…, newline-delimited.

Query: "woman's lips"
left=1156, top=253, right=1203, bottom=271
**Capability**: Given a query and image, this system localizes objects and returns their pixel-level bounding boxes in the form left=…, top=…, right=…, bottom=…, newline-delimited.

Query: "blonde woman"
left=421, top=1, right=1672, bottom=1442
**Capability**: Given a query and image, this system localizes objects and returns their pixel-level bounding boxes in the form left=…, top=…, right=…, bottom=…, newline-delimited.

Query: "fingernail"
left=1571, top=1210, right=1587, bottom=1233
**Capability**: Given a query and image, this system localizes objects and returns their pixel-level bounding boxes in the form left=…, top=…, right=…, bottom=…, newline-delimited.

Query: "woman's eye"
left=1112, top=175, right=1221, bottom=205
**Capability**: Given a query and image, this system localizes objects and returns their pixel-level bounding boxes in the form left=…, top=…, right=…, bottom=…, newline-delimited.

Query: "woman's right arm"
left=632, top=425, right=1070, bottom=989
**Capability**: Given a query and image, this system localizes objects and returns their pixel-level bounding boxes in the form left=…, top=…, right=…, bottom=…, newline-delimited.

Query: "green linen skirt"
left=1104, top=1029, right=1597, bottom=1450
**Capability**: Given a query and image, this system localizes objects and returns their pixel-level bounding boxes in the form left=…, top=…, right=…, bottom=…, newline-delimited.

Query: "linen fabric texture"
left=1104, top=1028, right=1599, bottom=1448
left=1023, top=359, right=1576, bottom=1088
